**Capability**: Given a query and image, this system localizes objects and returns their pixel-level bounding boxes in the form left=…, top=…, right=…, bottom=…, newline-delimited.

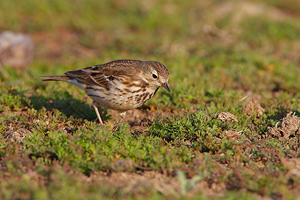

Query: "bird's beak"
left=162, top=82, right=170, bottom=92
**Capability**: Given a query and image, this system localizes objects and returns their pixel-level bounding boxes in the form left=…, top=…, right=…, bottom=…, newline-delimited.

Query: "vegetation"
left=1, top=0, right=300, bottom=199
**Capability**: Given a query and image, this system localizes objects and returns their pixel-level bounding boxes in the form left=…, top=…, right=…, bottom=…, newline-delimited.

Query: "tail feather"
left=35, top=75, right=85, bottom=90
left=35, top=75, right=71, bottom=81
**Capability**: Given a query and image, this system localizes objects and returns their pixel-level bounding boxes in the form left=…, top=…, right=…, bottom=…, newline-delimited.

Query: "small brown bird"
left=37, top=59, right=170, bottom=124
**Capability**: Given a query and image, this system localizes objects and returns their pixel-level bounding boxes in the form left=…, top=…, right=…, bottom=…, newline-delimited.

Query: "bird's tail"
left=35, top=75, right=85, bottom=90
left=35, top=75, right=71, bottom=81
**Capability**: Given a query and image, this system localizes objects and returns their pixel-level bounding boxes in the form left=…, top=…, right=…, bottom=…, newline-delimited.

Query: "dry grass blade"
left=268, top=112, right=300, bottom=139
left=242, top=98, right=265, bottom=117
left=216, top=112, right=238, bottom=122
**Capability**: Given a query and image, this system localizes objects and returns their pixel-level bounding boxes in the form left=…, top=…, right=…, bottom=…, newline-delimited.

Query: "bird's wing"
left=65, top=60, right=143, bottom=89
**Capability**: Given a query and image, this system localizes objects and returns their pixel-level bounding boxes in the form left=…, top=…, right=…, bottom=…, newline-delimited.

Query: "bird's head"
left=143, top=61, right=170, bottom=92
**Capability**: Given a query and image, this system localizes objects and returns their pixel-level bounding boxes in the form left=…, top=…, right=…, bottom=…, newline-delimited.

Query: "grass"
left=1, top=0, right=300, bottom=199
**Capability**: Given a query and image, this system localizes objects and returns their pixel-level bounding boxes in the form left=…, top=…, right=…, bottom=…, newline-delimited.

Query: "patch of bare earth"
left=32, top=29, right=98, bottom=62
left=4, top=127, right=31, bottom=143
left=108, top=104, right=173, bottom=134
left=204, top=1, right=295, bottom=36
left=2, top=114, right=32, bottom=143
left=211, top=1, right=291, bottom=23
left=88, top=170, right=227, bottom=198
left=94, top=171, right=181, bottom=197
left=280, top=156, right=300, bottom=179
left=89, top=158, right=265, bottom=199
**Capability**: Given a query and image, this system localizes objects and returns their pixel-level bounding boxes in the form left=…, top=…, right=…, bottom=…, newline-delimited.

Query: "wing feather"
left=64, top=60, right=144, bottom=89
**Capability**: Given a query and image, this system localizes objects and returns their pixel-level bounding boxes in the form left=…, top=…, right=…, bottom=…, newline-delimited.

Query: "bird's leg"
left=92, top=101, right=103, bottom=125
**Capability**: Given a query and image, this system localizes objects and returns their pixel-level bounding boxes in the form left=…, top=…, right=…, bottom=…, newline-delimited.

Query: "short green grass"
left=1, top=0, right=300, bottom=199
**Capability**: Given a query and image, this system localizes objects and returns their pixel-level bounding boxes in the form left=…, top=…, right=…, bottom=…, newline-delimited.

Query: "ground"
left=1, top=0, right=300, bottom=199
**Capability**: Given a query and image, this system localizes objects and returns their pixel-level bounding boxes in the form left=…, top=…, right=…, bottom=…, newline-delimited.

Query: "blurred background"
left=1, top=0, right=300, bottom=107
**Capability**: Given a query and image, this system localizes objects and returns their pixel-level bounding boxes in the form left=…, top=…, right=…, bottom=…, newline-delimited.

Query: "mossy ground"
left=1, top=0, right=300, bottom=199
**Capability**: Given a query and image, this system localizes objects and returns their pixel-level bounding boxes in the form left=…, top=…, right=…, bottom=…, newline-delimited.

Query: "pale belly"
left=85, top=85, right=156, bottom=111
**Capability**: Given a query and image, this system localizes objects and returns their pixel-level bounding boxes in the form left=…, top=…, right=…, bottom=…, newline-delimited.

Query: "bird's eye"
left=152, top=74, right=158, bottom=79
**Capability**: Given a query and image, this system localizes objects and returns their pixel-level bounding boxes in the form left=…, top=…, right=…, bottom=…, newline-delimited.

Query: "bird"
left=37, top=59, right=170, bottom=125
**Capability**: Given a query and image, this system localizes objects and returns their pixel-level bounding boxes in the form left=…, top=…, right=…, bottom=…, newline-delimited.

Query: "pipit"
left=37, top=59, right=170, bottom=124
